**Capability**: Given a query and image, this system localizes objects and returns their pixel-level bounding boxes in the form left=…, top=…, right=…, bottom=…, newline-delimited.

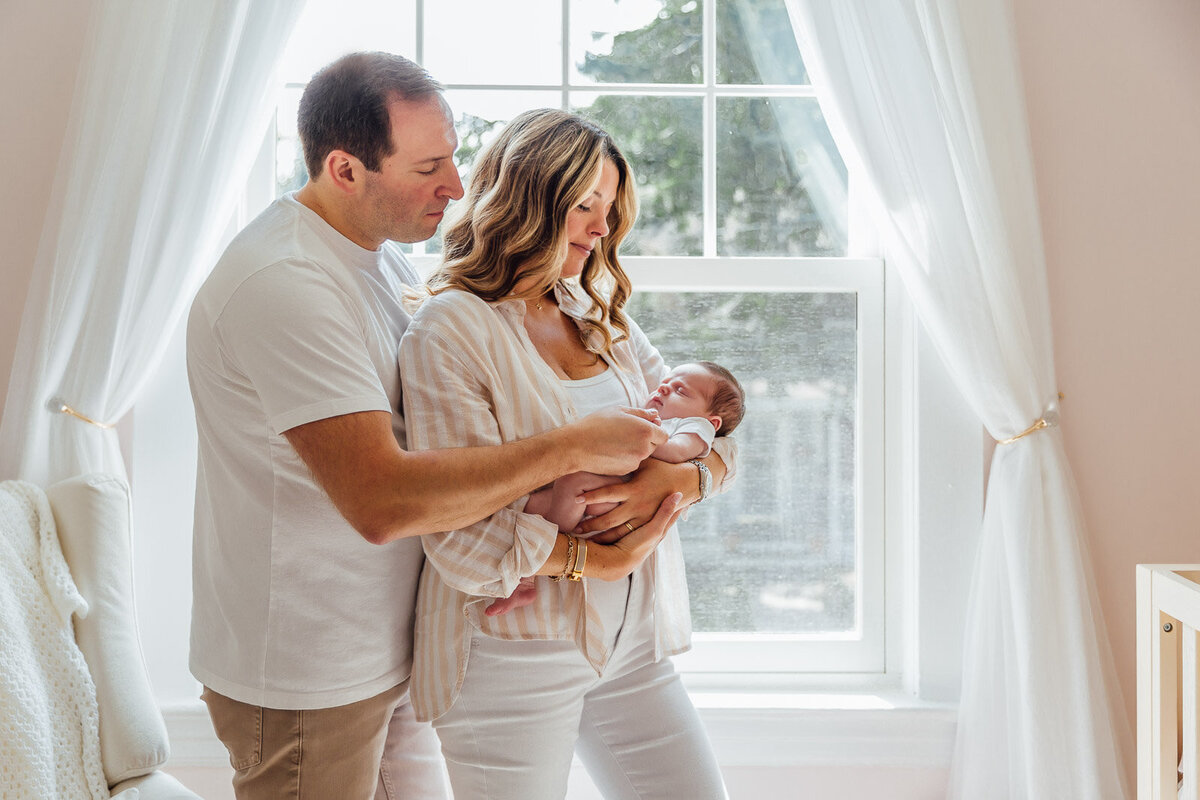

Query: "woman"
left=399, top=109, right=735, bottom=799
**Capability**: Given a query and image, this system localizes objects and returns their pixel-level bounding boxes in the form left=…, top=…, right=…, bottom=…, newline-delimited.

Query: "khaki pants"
left=202, top=683, right=448, bottom=800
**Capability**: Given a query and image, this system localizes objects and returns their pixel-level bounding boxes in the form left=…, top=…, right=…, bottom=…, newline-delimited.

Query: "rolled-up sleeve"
left=399, top=309, right=558, bottom=598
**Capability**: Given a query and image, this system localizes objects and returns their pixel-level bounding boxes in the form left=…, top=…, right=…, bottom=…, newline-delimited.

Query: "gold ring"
left=624, top=522, right=636, bottom=533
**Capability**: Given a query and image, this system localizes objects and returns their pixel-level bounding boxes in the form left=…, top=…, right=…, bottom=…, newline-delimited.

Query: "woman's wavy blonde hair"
left=427, top=108, right=638, bottom=355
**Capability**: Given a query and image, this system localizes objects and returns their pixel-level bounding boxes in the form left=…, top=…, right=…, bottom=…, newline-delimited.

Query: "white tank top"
left=560, top=366, right=636, bottom=639
left=560, top=366, right=629, bottom=415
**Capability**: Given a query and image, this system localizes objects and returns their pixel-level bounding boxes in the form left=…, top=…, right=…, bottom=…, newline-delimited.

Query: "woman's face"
left=560, top=158, right=620, bottom=280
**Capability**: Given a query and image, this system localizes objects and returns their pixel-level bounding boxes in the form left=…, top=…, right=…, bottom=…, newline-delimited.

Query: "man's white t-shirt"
left=186, top=193, right=424, bottom=710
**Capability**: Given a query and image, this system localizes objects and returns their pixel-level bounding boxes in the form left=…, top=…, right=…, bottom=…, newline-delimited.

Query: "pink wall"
left=0, top=1, right=92, bottom=421
left=1011, top=0, right=1200, bottom=751
left=1, top=0, right=1198, bottom=784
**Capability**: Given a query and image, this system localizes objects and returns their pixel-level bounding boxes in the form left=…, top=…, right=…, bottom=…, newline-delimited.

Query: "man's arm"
left=284, top=405, right=665, bottom=544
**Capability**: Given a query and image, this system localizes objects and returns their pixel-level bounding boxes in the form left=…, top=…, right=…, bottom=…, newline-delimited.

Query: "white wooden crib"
left=1138, top=565, right=1200, bottom=798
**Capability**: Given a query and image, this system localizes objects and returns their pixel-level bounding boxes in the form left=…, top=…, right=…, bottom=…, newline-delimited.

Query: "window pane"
left=571, top=0, right=702, bottom=84
left=444, top=90, right=562, bottom=174
left=716, top=97, right=847, bottom=256
left=278, top=0, right=416, bottom=83
left=716, top=0, right=808, bottom=84
left=275, top=88, right=305, bottom=198
left=424, top=90, right=561, bottom=254
left=425, top=1, right=562, bottom=85
left=627, top=290, right=858, bottom=634
left=574, top=93, right=702, bottom=256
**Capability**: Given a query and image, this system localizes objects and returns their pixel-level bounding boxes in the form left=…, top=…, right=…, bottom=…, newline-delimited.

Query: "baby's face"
left=646, top=364, right=717, bottom=421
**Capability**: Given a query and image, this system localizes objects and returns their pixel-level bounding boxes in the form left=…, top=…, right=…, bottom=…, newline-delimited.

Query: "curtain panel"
left=786, top=1, right=1132, bottom=797
left=0, top=0, right=304, bottom=486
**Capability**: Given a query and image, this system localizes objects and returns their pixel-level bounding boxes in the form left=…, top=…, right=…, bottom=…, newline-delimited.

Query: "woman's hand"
left=587, top=492, right=684, bottom=580
left=573, top=458, right=695, bottom=543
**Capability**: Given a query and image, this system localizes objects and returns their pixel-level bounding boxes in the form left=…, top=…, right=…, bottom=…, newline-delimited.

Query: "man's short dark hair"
left=297, top=52, right=443, bottom=180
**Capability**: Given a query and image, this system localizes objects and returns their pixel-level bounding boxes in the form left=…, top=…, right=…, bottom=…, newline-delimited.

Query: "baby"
left=524, top=361, right=745, bottom=535
left=484, top=361, right=745, bottom=616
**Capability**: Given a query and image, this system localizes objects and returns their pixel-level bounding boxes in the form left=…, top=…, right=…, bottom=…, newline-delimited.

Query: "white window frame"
left=132, top=0, right=983, bottom=711
left=421, top=250, right=889, bottom=676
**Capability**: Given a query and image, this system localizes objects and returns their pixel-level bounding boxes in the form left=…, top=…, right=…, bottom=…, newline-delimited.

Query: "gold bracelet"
left=551, top=535, right=575, bottom=582
left=568, top=538, right=587, bottom=581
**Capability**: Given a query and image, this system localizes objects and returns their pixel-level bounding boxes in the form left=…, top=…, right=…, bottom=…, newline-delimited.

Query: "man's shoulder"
left=196, top=201, right=347, bottom=313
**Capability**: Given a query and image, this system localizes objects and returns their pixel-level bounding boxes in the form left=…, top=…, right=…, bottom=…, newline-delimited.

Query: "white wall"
left=1011, top=0, right=1200, bottom=777
left=0, top=1, right=92, bottom=412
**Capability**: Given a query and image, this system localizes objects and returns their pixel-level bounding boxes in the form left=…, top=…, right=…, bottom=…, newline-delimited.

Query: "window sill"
left=162, top=692, right=957, bottom=771
left=690, top=691, right=956, bottom=768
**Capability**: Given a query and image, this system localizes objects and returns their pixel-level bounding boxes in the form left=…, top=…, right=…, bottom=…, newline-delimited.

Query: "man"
left=186, top=52, right=723, bottom=799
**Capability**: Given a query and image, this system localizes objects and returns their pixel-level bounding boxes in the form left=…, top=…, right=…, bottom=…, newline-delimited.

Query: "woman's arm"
left=534, top=493, right=684, bottom=581
left=400, top=320, right=560, bottom=596
left=569, top=451, right=728, bottom=539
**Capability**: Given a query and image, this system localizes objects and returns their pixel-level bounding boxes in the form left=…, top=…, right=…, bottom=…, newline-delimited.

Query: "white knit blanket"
left=0, top=480, right=109, bottom=800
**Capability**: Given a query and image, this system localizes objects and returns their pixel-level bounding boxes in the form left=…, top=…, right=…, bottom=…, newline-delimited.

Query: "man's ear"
left=324, top=150, right=364, bottom=195
left=707, top=415, right=722, bottom=433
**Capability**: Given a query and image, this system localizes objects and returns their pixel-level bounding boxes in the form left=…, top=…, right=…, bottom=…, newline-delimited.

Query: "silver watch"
left=688, top=459, right=712, bottom=502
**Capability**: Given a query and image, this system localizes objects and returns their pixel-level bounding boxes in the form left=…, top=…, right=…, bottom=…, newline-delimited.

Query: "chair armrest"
left=111, top=769, right=204, bottom=799
left=46, top=474, right=170, bottom=785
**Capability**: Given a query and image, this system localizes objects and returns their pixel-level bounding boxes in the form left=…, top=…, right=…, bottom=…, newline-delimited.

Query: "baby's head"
left=646, top=362, right=745, bottom=436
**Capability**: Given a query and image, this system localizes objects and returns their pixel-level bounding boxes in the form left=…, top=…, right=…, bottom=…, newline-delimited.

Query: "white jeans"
left=432, top=573, right=727, bottom=800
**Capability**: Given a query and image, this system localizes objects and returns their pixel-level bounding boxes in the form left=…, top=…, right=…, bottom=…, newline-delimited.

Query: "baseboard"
left=161, top=698, right=956, bottom=770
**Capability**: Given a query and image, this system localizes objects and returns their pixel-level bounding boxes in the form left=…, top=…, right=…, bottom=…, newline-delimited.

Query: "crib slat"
left=1158, top=611, right=1181, bottom=799
left=1137, top=565, right=1200, bottom=800
left=1185, top=624, right=1199, bottom=800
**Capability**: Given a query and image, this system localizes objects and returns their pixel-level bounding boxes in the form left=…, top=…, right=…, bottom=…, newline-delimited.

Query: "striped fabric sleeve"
left=399, top=308, right=558, bottom=598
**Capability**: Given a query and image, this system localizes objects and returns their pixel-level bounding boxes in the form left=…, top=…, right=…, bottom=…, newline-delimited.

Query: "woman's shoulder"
left=409, top=288, right=496, bottom=329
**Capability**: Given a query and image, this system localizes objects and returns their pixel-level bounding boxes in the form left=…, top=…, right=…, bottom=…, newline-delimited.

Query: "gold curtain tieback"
left=997, top=417, right=1050, bottom=445
left=997, top=393, right=1064, bottom=446
left=50, top=398, right=115, bottom=429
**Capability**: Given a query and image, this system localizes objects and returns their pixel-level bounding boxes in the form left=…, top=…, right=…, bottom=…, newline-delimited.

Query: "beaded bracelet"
left=550, top=534, right=576, bottom=582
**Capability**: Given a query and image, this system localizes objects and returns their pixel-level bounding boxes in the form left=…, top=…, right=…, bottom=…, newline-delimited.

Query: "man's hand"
left=573, top=458, right=693, bottom=543
left=563, top=406, right=665, bottom=476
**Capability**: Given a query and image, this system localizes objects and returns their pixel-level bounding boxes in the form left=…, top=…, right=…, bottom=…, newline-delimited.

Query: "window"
left=267, top=0, right=886, bottom=676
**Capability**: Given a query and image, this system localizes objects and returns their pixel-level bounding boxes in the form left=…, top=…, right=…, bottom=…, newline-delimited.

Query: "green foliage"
left=573, top=0, right=845, bottom=257
left=579, top=0, right=703, bottom=84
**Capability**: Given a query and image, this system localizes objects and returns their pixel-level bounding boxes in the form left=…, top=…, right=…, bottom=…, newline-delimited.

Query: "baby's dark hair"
left=694, top=361, right=745, bottom=436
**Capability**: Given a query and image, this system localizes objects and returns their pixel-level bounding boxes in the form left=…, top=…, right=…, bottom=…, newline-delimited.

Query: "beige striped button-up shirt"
left=398, top=284, right=737, bottom=722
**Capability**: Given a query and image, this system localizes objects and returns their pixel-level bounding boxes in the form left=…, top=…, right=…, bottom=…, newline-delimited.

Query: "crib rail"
left=1138, top=564, right=1200, bottom=799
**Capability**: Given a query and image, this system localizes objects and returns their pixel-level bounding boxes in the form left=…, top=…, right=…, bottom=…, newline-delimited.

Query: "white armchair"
left=0, top=474, right=201, bottom=799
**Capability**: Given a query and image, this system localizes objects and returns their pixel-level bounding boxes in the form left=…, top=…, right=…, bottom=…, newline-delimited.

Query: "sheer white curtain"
left=786, top=1, right=1132, bottom=797
left=0, top=0, right=304, bottom=486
